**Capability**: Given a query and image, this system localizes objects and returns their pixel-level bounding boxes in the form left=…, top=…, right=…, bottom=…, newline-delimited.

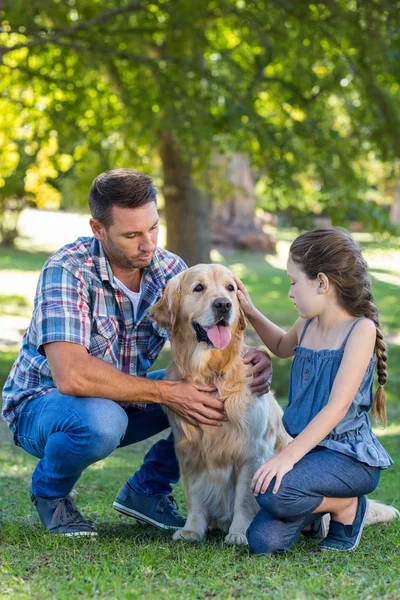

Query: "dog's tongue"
left=207, top=325, right=231, bottom=349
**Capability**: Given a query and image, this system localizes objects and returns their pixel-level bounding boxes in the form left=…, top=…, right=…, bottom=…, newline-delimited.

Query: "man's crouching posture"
left=2, top=168, right=272, bottom=536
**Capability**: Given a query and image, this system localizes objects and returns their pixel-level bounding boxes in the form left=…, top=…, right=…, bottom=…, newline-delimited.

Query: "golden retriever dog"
left=150, top=264, right=399, bottom=545
left=150, top=263, right=290, bottom=545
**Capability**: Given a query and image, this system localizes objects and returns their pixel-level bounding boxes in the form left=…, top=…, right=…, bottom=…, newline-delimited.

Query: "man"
left=2, top=169, right=272, bottom=536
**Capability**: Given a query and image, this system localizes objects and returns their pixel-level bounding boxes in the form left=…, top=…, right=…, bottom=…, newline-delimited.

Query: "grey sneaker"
left=113, top=482, right=186, bottom=530
left=302, top=513, right=330, bottom=542
left=31, top=493, right=97, bottom=537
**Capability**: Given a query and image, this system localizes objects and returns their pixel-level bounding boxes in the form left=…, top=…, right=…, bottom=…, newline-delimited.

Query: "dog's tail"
left=365, top=499, right=400, bottom=526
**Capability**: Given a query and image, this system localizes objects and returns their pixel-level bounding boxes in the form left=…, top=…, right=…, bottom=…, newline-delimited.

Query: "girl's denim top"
left=283, top=317, right=393, bottom=469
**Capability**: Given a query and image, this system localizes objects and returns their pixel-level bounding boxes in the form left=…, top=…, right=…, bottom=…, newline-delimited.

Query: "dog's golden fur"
left=150, top=263, right=290, bottom=544
left=150, top=263, right=399, bottom=545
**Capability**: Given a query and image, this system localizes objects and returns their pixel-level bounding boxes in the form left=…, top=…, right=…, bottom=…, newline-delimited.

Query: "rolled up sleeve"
left=35, top=263, right=92, bottom=355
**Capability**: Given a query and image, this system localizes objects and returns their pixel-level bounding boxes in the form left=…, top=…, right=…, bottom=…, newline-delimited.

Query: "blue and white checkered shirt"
left=2, top=237, right=186, bottom=435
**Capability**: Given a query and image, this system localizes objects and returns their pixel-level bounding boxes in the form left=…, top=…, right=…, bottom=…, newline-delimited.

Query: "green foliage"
left=1, top=1, right=400, bottom=240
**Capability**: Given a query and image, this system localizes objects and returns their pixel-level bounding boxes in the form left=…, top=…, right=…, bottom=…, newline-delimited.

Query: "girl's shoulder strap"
left=298, top=318, right=313, bottom=347
left=339, top=317, right=366, bottom=351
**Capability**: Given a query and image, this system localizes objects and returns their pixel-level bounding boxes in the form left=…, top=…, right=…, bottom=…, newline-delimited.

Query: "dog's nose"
left=213, top=297, right=232, bottom=313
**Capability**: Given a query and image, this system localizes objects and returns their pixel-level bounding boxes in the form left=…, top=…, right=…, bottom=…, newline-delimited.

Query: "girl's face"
left=287, top=258, right=324, bottom=318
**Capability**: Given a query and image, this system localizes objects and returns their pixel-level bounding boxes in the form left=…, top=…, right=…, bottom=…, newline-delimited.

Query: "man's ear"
left=149, top=272, right=184, bottom=331
left=90, top=218, right=105, bottom=242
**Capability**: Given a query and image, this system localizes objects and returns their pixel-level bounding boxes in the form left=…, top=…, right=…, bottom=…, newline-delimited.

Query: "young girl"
left=236, top=227, right=393, bottom=553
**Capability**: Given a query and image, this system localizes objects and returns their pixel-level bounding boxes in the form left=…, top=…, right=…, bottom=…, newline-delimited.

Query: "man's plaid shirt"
left=2, top=237, right=186, bottom=435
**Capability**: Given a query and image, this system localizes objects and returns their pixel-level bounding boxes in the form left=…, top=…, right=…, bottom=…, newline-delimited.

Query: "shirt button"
left=304, top=375, right=309, bottom=381
left=305, top=368, right=309, bottom=374
left=306, top=357, right=311, bottom=362
left=130, top=363, right=134, bottom=368
left=124, top=298, right=129, bottom=302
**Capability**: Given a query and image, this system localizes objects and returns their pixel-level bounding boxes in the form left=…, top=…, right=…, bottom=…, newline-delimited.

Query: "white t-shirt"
left=114, top=277, right=143, bottom=320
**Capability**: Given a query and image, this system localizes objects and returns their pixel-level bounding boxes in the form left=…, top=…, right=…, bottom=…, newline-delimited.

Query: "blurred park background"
left=1, top=1, right=400, bottom=599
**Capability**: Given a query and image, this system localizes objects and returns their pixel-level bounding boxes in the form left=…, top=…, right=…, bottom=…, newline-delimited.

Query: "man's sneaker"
left=113, top=482, right=186, bottom=530
left=319, top=496, right=367, bottom=552
left=302, top=513, right=330, bottom=542
left=31, top=493, right=97, bottom=537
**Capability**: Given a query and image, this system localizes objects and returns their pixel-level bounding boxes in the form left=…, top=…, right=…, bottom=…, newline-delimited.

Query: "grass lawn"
left=0, top=232, right=399, bottom=600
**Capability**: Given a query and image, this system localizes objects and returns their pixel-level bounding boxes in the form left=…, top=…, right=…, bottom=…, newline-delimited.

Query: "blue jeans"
left=247, top=447, right=380, bottom=554
left=14, top=370, right=180, bottom=499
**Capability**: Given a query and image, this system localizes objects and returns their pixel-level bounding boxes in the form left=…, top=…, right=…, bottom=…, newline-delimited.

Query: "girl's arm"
left=235, top=275, right=303, bottom=358
left=251, top=318, right=377, bottom=495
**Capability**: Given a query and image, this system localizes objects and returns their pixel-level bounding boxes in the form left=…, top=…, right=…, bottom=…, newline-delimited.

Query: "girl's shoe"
left=318, top=496, right=367, bottom=552
left=302, top=513, right=330, bottom=541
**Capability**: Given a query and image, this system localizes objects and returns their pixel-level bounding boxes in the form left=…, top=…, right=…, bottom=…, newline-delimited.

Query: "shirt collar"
left=90, top=238, right=115, bottom=285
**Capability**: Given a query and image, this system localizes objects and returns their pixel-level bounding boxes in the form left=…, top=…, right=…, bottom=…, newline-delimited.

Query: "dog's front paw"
left=224, top=532, right=248, bottom=546
left=172, top=528, right=205, bottom=543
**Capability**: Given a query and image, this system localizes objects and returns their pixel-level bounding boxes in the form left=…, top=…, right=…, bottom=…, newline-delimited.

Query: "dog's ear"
left=238, top=306, right=247, bottom=331
left=149, top=272, right=183, bottom=331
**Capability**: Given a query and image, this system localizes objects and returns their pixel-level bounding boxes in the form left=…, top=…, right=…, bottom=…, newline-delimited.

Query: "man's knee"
left=78, top=400, right=128, bottom=460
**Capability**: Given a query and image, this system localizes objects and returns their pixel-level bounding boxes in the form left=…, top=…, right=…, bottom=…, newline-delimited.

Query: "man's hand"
left=243, top=347, right=272, bottom=396
left=161, top=381, right=228, bottom=427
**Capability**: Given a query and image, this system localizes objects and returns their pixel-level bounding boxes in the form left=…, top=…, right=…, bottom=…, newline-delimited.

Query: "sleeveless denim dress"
left=283, top=318, right=393, bottom=469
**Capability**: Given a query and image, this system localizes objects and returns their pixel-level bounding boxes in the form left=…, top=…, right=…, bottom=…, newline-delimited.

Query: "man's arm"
left=45, top=342, right=227, bottom=427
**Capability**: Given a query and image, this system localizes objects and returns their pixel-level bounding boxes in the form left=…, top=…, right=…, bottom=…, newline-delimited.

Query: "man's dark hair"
left=88, top=168, right=157, bottom=227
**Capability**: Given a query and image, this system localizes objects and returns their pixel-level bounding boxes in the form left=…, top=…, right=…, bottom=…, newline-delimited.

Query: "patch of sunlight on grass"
left=271, top=276, right=282, bottom=285
left=265, top=240, right=291, bottom=271
left=374, top=423, right=400, bottom=437
left=1, top=465, right=31, bottom=476
left=267, top=290, right=280, bottom=298
left=89, top=460, right=106, bottom=470
left=228, top=263, right=249, bottom=277
left=210, top=249, right=224, bottom=263
left=370, top=271, right=400, bottom=287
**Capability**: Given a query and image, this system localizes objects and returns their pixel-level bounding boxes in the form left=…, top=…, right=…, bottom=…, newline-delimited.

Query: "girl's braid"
left=360, top=279, right=387, bottom=424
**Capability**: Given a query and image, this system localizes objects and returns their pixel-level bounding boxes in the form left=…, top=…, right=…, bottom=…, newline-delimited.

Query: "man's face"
left=91, top=203, right=159, bottom=270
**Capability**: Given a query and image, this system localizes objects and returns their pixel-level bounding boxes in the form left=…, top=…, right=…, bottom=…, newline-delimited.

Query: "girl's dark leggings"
left=247, top=447, right=380, bottom=554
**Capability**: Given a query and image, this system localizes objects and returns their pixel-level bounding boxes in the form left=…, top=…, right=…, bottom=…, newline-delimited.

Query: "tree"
left=1, top=1, right=400, bottom=260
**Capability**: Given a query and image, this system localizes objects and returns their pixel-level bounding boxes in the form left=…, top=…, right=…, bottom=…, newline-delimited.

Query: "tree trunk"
left=159, top=132, right=211, bottom=266
left=390, top=177, right=400, bottom=227
left=211, top=153, right=276, bottom=253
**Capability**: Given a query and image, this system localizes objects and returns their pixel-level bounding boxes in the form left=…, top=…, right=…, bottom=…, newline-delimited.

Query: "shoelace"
left=50, top=497, right=91, bottom=529
left=160, top=495, right=181, bottom=517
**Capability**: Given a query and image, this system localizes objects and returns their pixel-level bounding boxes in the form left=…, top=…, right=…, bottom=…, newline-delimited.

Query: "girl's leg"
left=313, top=496, right=358, bottom=524
left=247, top=447, right=380, bottom=554
left=247, top=510, right=317, bottom=554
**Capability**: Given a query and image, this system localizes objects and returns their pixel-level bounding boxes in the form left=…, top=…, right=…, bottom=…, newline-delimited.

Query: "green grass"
left=1, top=236, right=399, bottom=600
left=0, top=295, right=31, bottom=318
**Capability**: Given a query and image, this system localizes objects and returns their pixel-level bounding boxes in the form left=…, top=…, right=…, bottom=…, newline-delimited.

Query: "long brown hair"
left=289, top=227, right=387, bottom=425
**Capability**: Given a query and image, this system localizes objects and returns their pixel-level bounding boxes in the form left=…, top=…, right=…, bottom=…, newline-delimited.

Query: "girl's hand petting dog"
left=234, top=275, right=255, bottom=318
left=251, top=452, right=295, bottom=496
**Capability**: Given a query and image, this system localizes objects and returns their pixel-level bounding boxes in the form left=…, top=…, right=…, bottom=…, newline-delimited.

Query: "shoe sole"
left=52, top=531, right=98, bottom=538
left=319, top=500, right=368, bottom=552
left=320, top=513, right=330, bottom=540
left=113, top=501, right=181, bottom=530
left=302, top=513, right=330, bottom=541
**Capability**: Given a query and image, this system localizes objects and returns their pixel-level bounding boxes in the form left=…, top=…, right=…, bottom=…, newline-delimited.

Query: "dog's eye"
left=193, top=284, right=205, bottom=292
left=227, top=284, right=235, bottom=292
